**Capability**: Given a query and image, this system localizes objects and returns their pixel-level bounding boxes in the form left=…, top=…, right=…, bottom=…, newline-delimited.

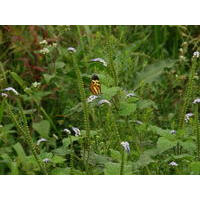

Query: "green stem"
left=72, top=54, right=91, bottom=173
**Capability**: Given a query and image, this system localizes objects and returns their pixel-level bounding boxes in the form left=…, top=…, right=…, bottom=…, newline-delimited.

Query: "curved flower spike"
left=72, top=127, right=81, bottom=136
left=37, top=138, right=47, bottom=146
left=43, top=158, right=51, bottom=163
left=169, top=161, right=178, bottom=166
left=126, top=92, right=136, bottom=98
left=67, top=47, right=76, bottom=53
left=121, top=141, right=130, bottom=153
left=185, top=113, right=194, bottom=123
left=98, top=99, right=111, bottom=106
left=87, top=95, right=99, bottom=103
left=63, top=128, right=71, bottom=134
left=0, top=93, right=8, bottom=98
left=90, top=58, right=107, bottom=67
left=3, top=87, right=19, bottom=95
left=170, top=130, right=176, bottom=134
left=193, top=98, right=200, bottom=104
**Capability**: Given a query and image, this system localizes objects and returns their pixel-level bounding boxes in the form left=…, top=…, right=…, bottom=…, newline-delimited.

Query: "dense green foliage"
left=0, top=25, right=199, bottom=175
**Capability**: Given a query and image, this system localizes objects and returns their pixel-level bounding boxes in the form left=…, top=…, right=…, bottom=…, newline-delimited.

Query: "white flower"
left=52, top=43, right=57, bottom=47
left=39, top=40, right=48, bottom=45
left=193, top=51, right=200, bottom=58
left=87, top=95, right=99, bottom=103
left=67, top=47, right=76, bottom=53
left=126, top=92, right=136, bottom=98
left=3, top=87, right=19, bottom=95
left=63, top=128, right=71, bottom=134
left=43, top=158, right=50, bottom=163
left=0, top=93, right=8, bottom=98
left=0, top=125, right=3, bottom=128
left=169, top=161, right=178, bottom=166
left=185, top=113, right=194, bottom=123
left=179, top=55, right=186, bottom=61
left=32, top=82, right=41, bottom=88
left=193, top=98, right=200, bottom=104
left=170, top=130, right=176, bottom=134
left=90, top=58, right=107, bottom=67
left=37, top=138, right=47, bottom=146
left=98, top=99, right=111, bottom=106
left=121, top=141, right=130, bottom=153
left=72, top=127, right=81, bottom=136
left=39, top=47, right=50, bottom=54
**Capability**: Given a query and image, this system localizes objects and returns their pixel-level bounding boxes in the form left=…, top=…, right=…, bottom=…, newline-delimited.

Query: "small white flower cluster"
left=98, top=99, right=111, bottom=106
left=170, top=130, right=176, bottom=134
left=39, top=40, right=48, bottom=45
left=90, top=58, right=107, bottom=67
left=52, top=43, right=57, bottom=47
left=193, top=98, right=200, bottom=104
left=0, top=124, right=3, bottom=128
left=185, top=113, right=194, bottom=123
left=39, top=47, right=50, bottom=55
left=32, top=81, right=41, bottom=88
left=169, top=161, right=178, bottom=166
left=193, top=51, right=200, bottom=58
left=126, top=92, right=136, bottom=98
left=43, top=158, right=50, bottom=163
left=3, top=87, right=19, bottom=95
left=37, top=138, right=47, bottom=146
left=121, top=141, right=130, bottom=153
left=87, top=95, right=99, bottom=103
left=67, top=47, right=76, bottom=53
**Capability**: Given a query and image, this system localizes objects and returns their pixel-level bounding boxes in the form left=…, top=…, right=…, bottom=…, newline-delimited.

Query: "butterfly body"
left=90, top=74, right=101, bottom=95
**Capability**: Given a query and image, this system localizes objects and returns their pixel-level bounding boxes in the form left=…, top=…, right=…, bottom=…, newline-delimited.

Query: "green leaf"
left=13, top=142, right=26, bottom=163
left=104, top=162, right=120, bottom=175
left=157, top=137, right=177, bottom=154
left=43, top=74, right=55, bottom=83
left=137, top=99, right=158, bottom=110
left=62, top=136, right=79, bottom=148
left=32, top=120, right=50, bottom=138
left=134, top=59, right=176, bottom=89
left=55, top=61, right=65, bottom=69
left=180, top=140, right=196, bottom=153
left=110, top=149, right=121, bottom=162
left=136, top=149, right=157, bottom=168
left=10, top=71, right=26, bottom=89
left=189, top=162, right=200, bottom=175
left=102, top=86, right=120, bottom=100
left=52, top=155, right=66, bottom=164
left=119, top=102, right=136, bottom=116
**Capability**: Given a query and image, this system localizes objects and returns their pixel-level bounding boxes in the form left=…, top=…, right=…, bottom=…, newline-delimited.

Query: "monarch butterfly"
left=90, top=74, right=101, bottom=95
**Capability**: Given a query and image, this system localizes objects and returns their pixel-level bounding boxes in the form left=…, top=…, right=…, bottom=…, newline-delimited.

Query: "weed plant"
left=0, top=25, right=199, bottom=175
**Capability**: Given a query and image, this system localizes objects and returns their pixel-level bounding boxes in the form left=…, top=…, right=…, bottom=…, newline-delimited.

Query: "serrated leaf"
left=102, top=86, right=120, bottom=100
left=13, top=142, right=26, bottom=163
left=157, top=137, right=177, bottom=154
left=134, top=59, right=176, bottom=89
left=110, top=149, right=121, bottom=162
left=119, top=102, right=136, bottom=116
left=32, top=120, right=50, bottom=138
